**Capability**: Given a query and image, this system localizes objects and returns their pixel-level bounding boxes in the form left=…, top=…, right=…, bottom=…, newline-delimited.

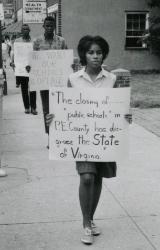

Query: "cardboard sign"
left=49, top=87, right=131, bottom=162
left=14, top=42, right=33, bottom=77
left=23, top=0, right=47, bottom=23
left=29, top=50, right=74, bottom=91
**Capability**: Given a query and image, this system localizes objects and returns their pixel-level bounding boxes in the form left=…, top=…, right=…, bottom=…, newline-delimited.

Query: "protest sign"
left=49, top=87, right=131, bottom=162
left=23, top=0, right=47, bottom=23
left=29, top=50, right=74, bottom=91
left=14, top=42, right=33, bottom=77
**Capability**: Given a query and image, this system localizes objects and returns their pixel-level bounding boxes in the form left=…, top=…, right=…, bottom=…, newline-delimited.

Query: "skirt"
left=76, top=161, right=117, bottom=178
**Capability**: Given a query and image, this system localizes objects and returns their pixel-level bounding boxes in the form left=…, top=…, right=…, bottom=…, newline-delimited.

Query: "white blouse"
left=69, top=67, right=116, bottom=88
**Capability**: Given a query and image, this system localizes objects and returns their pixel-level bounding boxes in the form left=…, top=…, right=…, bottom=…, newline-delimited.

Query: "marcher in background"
left=4, top=35, right=11, bottom=58
left=10, top=34, right=17, bottom=62
left=11, top=24, right=37, bottom=115
left=27, top=16, right=67, bottom=146
left=2, top=39, right=8, bottom=91
left=46, top=35, right=132, bottom=245
left=2, top=39, right=7, bottom=67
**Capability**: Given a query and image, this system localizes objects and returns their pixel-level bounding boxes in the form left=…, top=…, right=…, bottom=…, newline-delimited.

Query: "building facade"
left=60, top=0, right=160, bottom=71
left=3, top=0, right=160, bottom=70
left=2, top=0, right=14, bottom=26
left=10, top=0, right=59, bottom=37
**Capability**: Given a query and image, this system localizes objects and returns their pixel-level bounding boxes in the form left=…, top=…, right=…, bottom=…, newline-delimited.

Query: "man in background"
left=30, top=16, right=67, bottom=144
left=11, top=24, right=37, bottom=115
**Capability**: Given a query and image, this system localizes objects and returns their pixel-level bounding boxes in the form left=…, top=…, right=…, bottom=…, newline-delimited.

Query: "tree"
left=145, top=0, right=160, bottom=54
left=148, top=0, right=160, bottom=8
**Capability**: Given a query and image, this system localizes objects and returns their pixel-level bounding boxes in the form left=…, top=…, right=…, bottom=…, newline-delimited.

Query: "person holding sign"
left=28, top=16, right=67, bottom=146
left=47, top=35, right=132, bottom=245
left=11, top=24, right=37, bottom=115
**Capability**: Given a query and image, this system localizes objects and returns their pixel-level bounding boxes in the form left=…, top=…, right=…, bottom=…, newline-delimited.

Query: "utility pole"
left=0, top=1, right=4, bottom=72
left=58, top=0, right=62, bottom=36
left=0, top=19, right=2, bottom=71
left=0, top=2, right=7, bottom=177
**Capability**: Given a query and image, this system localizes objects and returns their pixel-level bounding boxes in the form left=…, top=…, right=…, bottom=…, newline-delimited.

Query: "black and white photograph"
left=0, top=0, right=160, bottom=249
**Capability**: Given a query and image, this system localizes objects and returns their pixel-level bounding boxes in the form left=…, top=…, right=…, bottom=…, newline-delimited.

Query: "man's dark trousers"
left=16, top=76, right=36, bottom=110
left=40, top=90, right=49, bottom=134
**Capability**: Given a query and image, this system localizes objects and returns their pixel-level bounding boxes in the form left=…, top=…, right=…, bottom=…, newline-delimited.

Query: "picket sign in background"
left=29, top=50, right=73, bottom=91
left=14, top=42, right=33, bottom=77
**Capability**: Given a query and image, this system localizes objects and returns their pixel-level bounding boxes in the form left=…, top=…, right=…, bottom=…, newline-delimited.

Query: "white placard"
left=14, top=42, right=33, bottom=77
left=49, top=87, right=131, bottom=162
left=23, top=0, right=47, bottom=24
left=0, top=4, right=4, bottom=21
left=29, top=50, right=74, bottom=91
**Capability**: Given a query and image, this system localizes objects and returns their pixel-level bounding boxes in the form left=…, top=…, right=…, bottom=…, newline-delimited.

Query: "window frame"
left=125, top=11, right=149, bottom=50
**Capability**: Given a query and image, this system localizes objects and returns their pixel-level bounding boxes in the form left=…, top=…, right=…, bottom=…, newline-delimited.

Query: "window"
left=125, top=11, right=149, bottom=49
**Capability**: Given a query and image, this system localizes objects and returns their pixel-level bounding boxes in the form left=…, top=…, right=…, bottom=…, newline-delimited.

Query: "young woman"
left=47, top=35, right=132, bottom=245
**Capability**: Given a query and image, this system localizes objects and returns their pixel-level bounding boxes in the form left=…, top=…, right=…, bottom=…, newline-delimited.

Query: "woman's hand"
left=46, top=114, right=55, bottom=127
left=124, top=113, right=132, bottom=124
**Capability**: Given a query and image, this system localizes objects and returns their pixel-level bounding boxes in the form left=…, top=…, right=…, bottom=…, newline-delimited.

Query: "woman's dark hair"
left=77, top=35, right=110, bottom=66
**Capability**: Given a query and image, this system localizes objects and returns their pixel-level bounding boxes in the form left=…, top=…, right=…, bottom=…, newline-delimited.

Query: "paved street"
left=0, top=65, right=160, bottom=249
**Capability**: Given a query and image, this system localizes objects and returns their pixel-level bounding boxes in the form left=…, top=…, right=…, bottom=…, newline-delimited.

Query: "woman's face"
left=86, top=43, right=103, bottom=69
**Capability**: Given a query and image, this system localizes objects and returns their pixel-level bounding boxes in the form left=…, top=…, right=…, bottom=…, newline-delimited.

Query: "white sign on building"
left=23, top=0, right=47, bottom=23
left=48, top=3, right=58, bottom=14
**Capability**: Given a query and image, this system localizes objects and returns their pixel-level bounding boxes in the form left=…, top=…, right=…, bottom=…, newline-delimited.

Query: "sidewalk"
left=133, top=108, right=160, bottom=137
left=0, top=67, right=160, bottom=249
